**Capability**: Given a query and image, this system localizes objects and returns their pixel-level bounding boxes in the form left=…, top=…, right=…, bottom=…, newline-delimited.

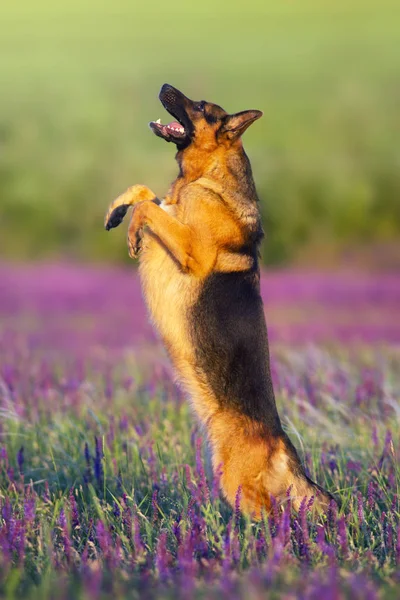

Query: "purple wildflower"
left=156, top=531, right=170, bottom=577
left=94, top=436, right=103, bottom=487
left=112, top=501, right=120, bottom=518
left=337, top=516, right=349, bottom=558
left=147, top=442, right=158, bottom=483
left=24, top=496, right=36, bottom=525
left=211, top=462, right=223, bottom=501
left=122, top=495, right=132, bottom=542
left=17, top=446, right=24, bottom=475
left=396, top=525, right=400, bottom=564
left=96, top=520, right=112, bottom=560
left=84, top=442, right=90, bottom=465
left=69, top=488, right=80, bottom=530
left=58, top=508, right=67, bottom=528
left=106, top=415, right=115, bottom=448
left=195, top=437, right=209, bottom=503
left=278, top=506, right=291, bottom=548
left=0, top=447, right=8, bottom=468
left=269, top=495, right=280, bottom=538
left=58, top=508, right=71, bottom=564
left=84, top=442, right=92, bottom=483
left=256, top=530, right=267, bottom=560
left=371, top=424, right=379, bottom=448
left=367, top=481, right=375, bottom=510
left=119, top=414, right=129, bottom=431
left=234, top=486, right=242, bottom=530
left=152, top=488, right=159, bottom=525
left=17, top=523, right=25, bottom=567
left=327, top=499, right=338, bottom=532
left=172, top=515, right=182, bottom=547
left=328, top=456, right=337, bottom=474
left=357, top=491, right=364, bottom=523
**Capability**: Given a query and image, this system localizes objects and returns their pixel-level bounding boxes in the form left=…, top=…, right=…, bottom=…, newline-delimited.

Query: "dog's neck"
left=176, top=142, right=258, bottom=202
left=174, top=142, right=262, bottom=243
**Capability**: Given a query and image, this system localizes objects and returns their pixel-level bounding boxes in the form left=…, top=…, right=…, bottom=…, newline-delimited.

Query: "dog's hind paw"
left=104, top=204, right=129, bottom=231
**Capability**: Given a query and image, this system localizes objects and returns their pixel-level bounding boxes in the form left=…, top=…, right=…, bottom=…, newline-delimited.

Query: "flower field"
left=0, top=264, right=399, bottom=599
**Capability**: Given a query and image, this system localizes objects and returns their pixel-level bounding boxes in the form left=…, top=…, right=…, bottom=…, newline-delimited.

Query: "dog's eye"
left=194, top=101, right=206, bottom=113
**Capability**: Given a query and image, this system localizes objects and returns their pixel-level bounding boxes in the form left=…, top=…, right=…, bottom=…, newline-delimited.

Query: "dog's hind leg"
left=104, top=185, right=159, bottom=231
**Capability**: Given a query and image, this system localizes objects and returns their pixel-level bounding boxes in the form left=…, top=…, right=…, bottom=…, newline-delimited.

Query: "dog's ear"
left=221, top=110, right=263, bottom=140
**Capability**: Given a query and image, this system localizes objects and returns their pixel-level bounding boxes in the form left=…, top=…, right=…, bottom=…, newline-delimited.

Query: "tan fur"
left=104, top=87, right=332, bottom=516
left=206, top=413, right=320, bottom=517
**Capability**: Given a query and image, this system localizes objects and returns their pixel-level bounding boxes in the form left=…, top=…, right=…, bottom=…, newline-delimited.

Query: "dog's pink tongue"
left=167, top=121, right=181, bottom=128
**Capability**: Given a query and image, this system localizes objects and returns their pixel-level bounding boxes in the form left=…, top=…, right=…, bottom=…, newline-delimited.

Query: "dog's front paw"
left=105, top=204, right=129, bottom=231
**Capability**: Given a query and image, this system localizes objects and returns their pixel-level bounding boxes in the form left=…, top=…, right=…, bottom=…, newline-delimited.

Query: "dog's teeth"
left=155, top=118, right=161, bottom=124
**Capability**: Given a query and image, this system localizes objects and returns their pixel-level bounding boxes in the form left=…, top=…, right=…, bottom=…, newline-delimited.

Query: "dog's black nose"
left=160, top=83, right=176, bottom=97
left=159, top=84, right=186, bottom=106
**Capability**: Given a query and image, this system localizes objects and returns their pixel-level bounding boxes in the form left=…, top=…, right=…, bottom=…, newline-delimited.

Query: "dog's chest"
left=138, top=203, right=200, bottom=357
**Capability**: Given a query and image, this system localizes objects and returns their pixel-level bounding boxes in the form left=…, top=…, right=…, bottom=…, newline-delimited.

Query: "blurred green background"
left=1, top=0, right=399, bottom=267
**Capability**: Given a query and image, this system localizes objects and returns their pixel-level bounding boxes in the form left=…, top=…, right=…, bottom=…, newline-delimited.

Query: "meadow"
left=0, top=264, right=399, bottom=599
left=1, top=1, right=400, bottom=597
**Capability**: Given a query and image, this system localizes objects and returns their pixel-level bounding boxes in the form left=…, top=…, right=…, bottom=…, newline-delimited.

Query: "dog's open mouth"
left=149, top=118, right=186, bottom=142
left=148, top=84, right=193, bottom=146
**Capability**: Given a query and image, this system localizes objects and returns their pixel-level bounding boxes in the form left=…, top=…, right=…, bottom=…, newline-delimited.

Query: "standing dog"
left=105, top=84, right=332, bottom=516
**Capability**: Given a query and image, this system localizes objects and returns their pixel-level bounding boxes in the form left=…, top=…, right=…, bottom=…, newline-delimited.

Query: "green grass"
left=1, top=0, right=400, bottom=264
left=1, top=342, right=399, bottom=598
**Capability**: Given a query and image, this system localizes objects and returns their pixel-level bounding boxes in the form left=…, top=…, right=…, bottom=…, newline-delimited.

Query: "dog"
left=104, top=84, right=333, bottom=516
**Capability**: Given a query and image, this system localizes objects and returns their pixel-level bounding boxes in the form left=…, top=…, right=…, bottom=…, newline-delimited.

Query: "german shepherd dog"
left=105, top=84, right=333, bottom=516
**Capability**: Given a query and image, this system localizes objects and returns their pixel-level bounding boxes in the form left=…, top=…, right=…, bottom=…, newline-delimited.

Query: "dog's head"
left=149, top=84, right=262, bottom=151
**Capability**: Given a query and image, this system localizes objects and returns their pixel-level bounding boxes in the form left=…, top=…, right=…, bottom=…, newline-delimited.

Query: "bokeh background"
left=1, top=0, right=399, bottom=268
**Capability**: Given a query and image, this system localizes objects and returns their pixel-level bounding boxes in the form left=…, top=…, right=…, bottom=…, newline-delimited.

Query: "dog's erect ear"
left=221, top=110, right=263, bottom=140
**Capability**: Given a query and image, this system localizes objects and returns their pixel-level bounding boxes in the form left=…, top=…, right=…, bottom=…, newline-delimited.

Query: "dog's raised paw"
left=105, top=205, right=129, bottom=231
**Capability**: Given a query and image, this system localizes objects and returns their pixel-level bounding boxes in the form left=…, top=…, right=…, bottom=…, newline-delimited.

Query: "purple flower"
left=94, top=437, right=103, bottom=487
left=357, top=491, right=364, bottom=523
left=147, top=442, right=158, bottom=483
left=195, top=438, right=209, bottom=503
left=84, top=442, right=92, bottom=483
left=367, top=481, right=376, bottom=510
left=24, top=496, right=36, bottom=525
left=58, top=508, right=67, bottom=528
left=372, top=424, right=379, bottom=448
left=327, top=499, right=337, bottom=532
left=328, top=457, right=337, bottom=474
left=96, top=520, right=112, bottom=558
left=234, top=486, right=242, bottom=530
left=112, top=502, right=120, bottom=518
left=69, top=488, right=80, bottom=529
left=17, top=446, right=24, bottom=475
left=211, top=462, right=223, bottom=502
left=278, top=501, right=291, bottom=548
left=0, top=447, right=8, bottom=468
left=84, top=442, right=90, bottom=465
left=269, top=495, right=280, bottom=538
left=337, top=516, right=349, bottom=558
left=152, top=488, right=159, bottom=525
left=155, top=532, right=170, bottom=577
left=396, top=524, right=400, bottom=564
